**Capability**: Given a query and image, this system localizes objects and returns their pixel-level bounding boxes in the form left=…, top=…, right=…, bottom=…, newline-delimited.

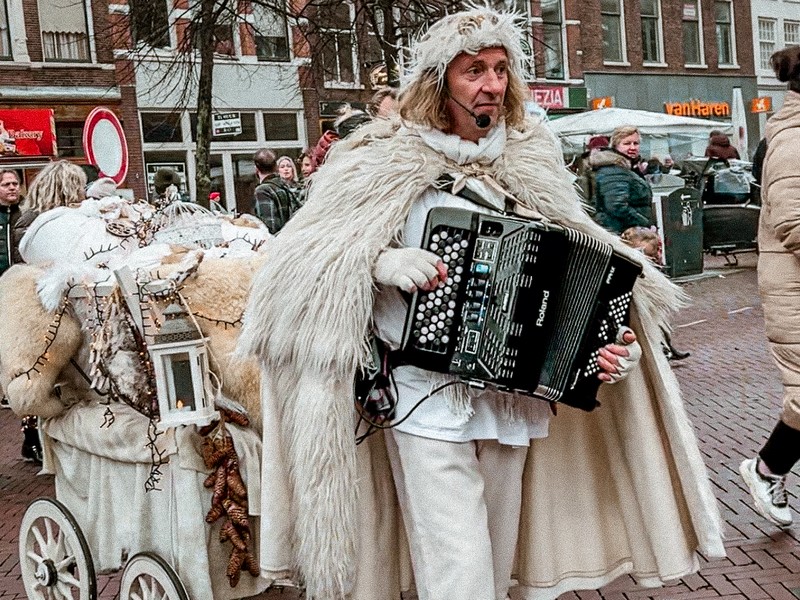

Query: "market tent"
left=548, top=107, right=733, bottom=137
left=548, top=107, right=734, bottom=160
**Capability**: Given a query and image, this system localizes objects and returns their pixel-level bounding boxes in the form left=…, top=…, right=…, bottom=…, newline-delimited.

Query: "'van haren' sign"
left=664, top=100, right=730, bottom=118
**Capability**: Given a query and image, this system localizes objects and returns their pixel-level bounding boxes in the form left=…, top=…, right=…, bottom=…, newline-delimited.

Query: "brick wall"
left=579, top=0, right=755, bottom=75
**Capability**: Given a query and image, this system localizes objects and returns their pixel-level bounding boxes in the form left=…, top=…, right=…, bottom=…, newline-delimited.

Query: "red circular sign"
left=82, top=107, right=129, bottom=185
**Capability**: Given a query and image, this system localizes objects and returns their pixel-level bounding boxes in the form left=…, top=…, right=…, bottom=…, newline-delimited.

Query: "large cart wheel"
left=119, top=552, right=189, bottom=600
left=19, top=497, right=97, bottom=600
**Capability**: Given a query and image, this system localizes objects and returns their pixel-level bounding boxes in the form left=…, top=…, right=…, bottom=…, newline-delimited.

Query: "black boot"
left=667, top=344, right=691, bottom=360
left=21, top=415, right=43, bottom=465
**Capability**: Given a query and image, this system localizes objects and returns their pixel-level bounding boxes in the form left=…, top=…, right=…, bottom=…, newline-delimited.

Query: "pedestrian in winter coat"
left=0, top=169, right=22, bottom=276
left=740, top=45, right=800, bottom=528
left=704, top=130, right=740, bottom=160
left=589, top=125, right=654, bottom=234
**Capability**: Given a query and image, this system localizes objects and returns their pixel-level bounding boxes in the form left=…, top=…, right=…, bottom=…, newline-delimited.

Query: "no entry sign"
left=83, top=107, right=129, bottom=185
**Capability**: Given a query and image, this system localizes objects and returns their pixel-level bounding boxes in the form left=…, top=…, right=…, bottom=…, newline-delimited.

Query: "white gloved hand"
left=598, top=326, right=643, bottom=384
left=374, top=247, right=445, bottom=293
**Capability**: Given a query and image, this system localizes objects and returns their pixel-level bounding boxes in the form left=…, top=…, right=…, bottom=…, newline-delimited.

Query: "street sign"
left=591, top=96, right=614, bottom=110
left=83, top=107, right=129, bottom=185
left=751, top=97, right=772, bottom=113
left=212, top=112, right=242, bottom=136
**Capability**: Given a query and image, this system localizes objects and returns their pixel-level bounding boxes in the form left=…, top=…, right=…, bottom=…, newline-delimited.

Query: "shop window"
left=681, top=0, right=703, bottom=66
left=253, top=3, right=289, bottom=61
left=38, top=0, right=91, bottom=62
left=713, top=1, right=734, bottom=66
left=130, top=0, right=171, bottom=49
left=318, top=2, right=356, bottom=85
left=190, top=112, right=257, bottom=142
left=601, top=0, right=625, bottom=64
left=264, top=113, right=298, bottom=141
left=541, top=0, right=564, bottom=79
left=758, top=18, right=776, bottom=71
left=640, top=0, right=662, bottom=64
left=233, top=152, right=258, bottom=216
left=141, top=112, right=184, bottom=144
left=144, top=153, right=188, bottom=199
left=55, top=122, right=85, bottom=158
left=785, top=21, right=800, bottom=47
left=0, top=0, right=11, bottom=59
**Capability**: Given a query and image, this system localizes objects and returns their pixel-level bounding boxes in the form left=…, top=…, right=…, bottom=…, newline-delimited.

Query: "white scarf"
left=414, top=122, right=506, bottom=165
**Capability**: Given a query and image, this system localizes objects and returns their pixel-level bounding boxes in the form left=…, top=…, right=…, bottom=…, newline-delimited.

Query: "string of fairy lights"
left=11, top=201, right=260, bottom=491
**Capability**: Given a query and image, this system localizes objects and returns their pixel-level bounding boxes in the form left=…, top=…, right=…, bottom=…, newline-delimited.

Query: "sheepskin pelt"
left=238, top=116, right=724, bottom=599
left=0, top=265, right=88, bottom=418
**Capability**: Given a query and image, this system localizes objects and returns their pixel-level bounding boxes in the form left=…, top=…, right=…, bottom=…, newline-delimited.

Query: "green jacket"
left=589, top=149, right=654, bottom=235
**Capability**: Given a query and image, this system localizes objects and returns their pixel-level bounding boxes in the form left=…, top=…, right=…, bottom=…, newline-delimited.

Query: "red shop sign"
left=530, top=86, right=566, bottom=109
left=0, top=109, right=57, bottom=158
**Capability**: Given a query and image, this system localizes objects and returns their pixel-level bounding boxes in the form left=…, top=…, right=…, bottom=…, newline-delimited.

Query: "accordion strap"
left=435, top=173, right=550, bottom=223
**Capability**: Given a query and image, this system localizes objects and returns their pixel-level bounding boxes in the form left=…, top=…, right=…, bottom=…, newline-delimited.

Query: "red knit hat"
left=587, top=135, right=610, bottom=150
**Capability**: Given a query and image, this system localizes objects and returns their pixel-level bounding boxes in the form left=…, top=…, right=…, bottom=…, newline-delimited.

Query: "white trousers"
left=386, top=430, right=528, bottom=600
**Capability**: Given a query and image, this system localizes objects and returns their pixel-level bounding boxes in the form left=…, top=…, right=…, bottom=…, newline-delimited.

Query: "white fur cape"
left=238, top=116, right=725, bottom=600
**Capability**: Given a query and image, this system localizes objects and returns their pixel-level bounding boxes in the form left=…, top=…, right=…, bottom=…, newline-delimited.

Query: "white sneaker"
left=739, top=457, right=793, bottom=527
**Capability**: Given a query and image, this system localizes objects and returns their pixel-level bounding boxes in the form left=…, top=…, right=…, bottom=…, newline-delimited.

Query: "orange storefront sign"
left=591, top=96, right=614, bottom=109
left=664, top=100, right=730, bottom=117
left=751, top=97, right=772, bottom=113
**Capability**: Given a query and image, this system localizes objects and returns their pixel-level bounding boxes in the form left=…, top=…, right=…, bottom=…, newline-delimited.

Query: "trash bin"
left=653, top=187, right=703, bottom=278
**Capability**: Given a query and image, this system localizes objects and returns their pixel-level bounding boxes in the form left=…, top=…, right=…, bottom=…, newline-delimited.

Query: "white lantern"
left=149, top=302, right=219, bottom=431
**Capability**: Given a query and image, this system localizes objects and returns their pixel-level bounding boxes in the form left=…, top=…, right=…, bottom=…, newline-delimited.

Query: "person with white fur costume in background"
left=237, top=6, right=724, bottom=600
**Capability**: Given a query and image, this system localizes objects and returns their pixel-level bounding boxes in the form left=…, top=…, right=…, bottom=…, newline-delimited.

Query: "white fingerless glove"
left=374, top=247, right=442, bottom=293
left=608, top=326, right=643, bottom=383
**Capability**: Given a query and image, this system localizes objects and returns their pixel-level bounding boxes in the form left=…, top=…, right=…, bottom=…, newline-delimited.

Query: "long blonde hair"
left=23, top=160, right=87, bottom=213
left=399, top=57, right=528, bottom=131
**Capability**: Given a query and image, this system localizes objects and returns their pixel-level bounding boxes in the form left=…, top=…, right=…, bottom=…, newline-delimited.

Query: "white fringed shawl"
left=237, top=116, right=724, bottom=599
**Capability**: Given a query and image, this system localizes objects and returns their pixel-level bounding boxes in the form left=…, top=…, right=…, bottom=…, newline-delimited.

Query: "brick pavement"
left=2, top=253, right=799, bottom=600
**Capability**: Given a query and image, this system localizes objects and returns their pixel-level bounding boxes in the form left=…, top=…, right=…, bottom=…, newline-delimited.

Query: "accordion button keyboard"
left=408, top=224, right=473, bottom=354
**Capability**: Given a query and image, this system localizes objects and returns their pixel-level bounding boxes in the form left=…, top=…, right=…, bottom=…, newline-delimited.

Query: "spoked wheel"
left=19, top=497, right=97, bottom=600
left=119, top=552, right=189, bottom=600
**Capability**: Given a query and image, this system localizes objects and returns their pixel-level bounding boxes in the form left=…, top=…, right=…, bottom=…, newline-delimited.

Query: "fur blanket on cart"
left=0, top=198, right=273, bottom=599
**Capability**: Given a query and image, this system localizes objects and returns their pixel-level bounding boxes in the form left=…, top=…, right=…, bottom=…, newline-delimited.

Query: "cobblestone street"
left=3, top=253, right=800, bottom=600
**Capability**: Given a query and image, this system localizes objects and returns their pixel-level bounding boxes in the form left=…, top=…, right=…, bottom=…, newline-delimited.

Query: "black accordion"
left=400, top=207, right=643, bottom=411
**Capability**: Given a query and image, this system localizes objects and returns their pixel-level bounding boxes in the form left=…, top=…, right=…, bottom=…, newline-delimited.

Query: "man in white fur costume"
left=238, top=6, right=725, bottom=600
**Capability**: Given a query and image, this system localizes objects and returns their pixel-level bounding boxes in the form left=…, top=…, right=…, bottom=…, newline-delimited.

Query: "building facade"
left=577, top=0, right=759, bottom=159
left=750, top=0, right=800, bottom=140
left=110, top=0, right=308, bottom=213
left=0, top=0, right=141, bottom=194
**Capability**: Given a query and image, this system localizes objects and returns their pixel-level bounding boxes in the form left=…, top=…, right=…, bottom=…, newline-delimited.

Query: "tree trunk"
left=194, top=0, right=216, bottom=209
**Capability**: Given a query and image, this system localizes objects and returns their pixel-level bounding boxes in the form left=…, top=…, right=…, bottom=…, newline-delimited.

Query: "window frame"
left=38, top=0, right=92, bottom=63
left=640, top=0, right=664, bottom=65
left=681, top=0, right=705, bottom=67
left=318, top=1, right=360, bottom=88
left=540, top=0, right=566, bottom=80
left=0, top=0, right=11, bottom=60
left=601, top=0, right=628, bottom=65
left=785, top=20, right=800, bottom=47
left=130, top=0, right=171, bottom=49
left=713, top=0, right=736, bottom=67
left=250, top=2, right=290, bottom=62
left=758, top=17, right=777, bottom=72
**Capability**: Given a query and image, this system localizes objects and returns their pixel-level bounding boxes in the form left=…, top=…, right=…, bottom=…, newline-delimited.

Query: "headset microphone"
left=451, top=97, right=492, bottom=129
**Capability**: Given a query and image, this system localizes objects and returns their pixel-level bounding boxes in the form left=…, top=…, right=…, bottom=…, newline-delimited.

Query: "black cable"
left=355, top=380, right=463, bottom=445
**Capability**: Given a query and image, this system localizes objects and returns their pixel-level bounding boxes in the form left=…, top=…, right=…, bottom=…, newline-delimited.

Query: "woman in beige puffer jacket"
left=740, top=45, right=800, bottom=528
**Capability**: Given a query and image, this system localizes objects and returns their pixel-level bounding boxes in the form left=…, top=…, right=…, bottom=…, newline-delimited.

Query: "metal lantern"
left=149, top=302, right=218, bottom=431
